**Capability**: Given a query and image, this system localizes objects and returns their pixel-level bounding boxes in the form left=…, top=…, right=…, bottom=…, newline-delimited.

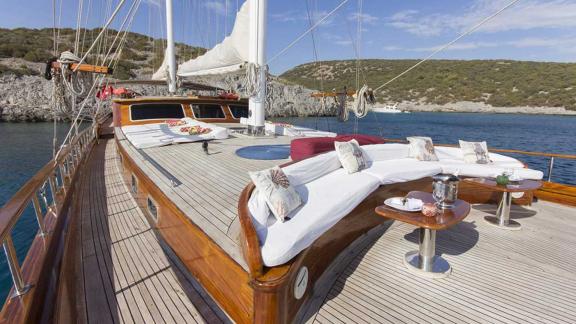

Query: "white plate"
left=384, top=197, right=423, bottom=212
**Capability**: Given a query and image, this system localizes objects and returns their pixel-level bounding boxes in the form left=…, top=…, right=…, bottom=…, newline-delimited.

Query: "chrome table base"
left=403, top=228, right=451, bottom=279
left=484, top=191, right=522, bottom=230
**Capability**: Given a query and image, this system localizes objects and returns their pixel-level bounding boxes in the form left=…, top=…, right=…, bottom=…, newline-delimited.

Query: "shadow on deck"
left=304, top=201, right=576, bottom=323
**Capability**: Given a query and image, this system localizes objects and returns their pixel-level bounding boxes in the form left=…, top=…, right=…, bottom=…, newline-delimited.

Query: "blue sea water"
left=0, top=112, right=574, bottom=301
left=275, top=112, right=576, bottom=186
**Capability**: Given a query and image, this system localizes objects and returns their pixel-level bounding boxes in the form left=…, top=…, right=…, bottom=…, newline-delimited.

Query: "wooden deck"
left=72, top=139, right=229, bottom=323
left=305, top=201, right=576, bottom=324
left=85, top=130, right=576, bottom=323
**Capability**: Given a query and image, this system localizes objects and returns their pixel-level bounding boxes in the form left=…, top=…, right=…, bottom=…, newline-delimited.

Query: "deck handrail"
left=0, top=123, right=97, bottom=304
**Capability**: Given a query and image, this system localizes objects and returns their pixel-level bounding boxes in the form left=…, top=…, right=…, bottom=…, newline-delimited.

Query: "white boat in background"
left=371, top=103, right=409, bottom=114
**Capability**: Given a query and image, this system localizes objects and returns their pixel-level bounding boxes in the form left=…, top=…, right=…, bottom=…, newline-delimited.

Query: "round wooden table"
left=375, top=191, right=471, bottom=279
left=464, top=178, right=542, bottom=230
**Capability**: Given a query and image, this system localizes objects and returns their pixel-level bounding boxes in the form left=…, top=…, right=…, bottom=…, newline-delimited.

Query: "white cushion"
left=362, top=159, right=443, bottom=184
left=259, top=169, right=380, bottom=266
left=249, top=167, right=302, bottom=222
left=407, top=137, right=439, bottom=161
left=282, top=151, right=341, bottom=187
left=335, top=139, right=368, bottom=174
left=361, top=144, right=410, bottom=162
left=435, top=146, right=465, bottom=160
left=122, top=120, right=229, bottom=149
left=247, top=189, right=271, bottom=238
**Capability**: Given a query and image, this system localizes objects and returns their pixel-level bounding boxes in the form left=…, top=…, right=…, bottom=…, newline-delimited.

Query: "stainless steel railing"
left=0, top=123, right=97, bottom=298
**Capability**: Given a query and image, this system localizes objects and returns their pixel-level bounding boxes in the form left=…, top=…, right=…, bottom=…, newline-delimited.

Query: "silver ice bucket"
left=432, top=174, right=460, bottom=209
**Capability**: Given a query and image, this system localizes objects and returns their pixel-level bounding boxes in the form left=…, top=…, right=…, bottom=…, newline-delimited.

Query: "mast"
left=247, top=0, right=267, bottom=135
left=165, top=0, right=177, bottom=94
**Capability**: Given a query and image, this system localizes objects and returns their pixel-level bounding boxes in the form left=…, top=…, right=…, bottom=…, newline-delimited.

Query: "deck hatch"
left=129, top=103, right=185, bottom=121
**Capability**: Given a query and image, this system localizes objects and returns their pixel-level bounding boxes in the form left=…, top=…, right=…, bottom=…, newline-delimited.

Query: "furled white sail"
left=151, top=50, right=168, bottom=80
left=177, top=0, right=250, bottom=77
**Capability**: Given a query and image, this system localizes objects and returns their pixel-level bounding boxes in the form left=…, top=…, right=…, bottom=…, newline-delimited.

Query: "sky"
left=1, top=0, right=576, bottom=74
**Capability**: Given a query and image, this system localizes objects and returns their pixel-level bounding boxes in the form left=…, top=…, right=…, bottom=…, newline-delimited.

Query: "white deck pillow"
left=459, top=140, right=492, bottom=164
left=334, top=139, right=368, bottom=173
left=407, top=136, right=439, bottom=161
left=249, top=166, right=302, bottom=222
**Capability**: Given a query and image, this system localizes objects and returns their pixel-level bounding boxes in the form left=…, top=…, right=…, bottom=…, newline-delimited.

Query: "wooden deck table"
left=375, top=191, right=471, bottom=278
left=464, top=178, right=542, bottom=230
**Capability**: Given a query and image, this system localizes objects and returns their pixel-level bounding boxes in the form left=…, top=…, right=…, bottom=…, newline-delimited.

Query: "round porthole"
left=294, top=267, right=308, bottom=300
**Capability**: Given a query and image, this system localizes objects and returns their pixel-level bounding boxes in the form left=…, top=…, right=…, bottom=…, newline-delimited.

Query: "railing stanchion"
left=48, top=175, right=58, bottom=215
left=58, top=164, right=67, bottom=194
left=39, top=182, right=50, bottom=211
left=32, top=195, right=47, bottom=237
left=547, top=157, right=555, bottom=182
left=3, top=236, right=31, bottom=297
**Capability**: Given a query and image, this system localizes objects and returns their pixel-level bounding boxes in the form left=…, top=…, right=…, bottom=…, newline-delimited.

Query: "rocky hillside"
left=0, top=28, right=328, bottom=121
left=280, top=59, right=576, bottom=111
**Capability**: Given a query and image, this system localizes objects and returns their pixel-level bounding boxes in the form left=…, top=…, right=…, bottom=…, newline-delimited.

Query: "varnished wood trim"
left=535, top=182, right=576, bottom=207
left=238, top=183, right=265, bottom=277
left=114, top=98, right=244, bottom=127
left=51, top=62, right=112, bottom=74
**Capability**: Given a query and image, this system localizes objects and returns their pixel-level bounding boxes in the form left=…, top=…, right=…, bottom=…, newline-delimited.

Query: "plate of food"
left=384, top=197, right=423, bottom=212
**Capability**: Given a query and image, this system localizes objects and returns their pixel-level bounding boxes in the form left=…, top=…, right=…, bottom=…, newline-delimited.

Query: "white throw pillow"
left=407, top=136, right=439, bottom=161
left=249, top=166, right=302, bottom=222
left=459, top=140, right=492, bottom=164
left=334, top=139, right=368, bottom=173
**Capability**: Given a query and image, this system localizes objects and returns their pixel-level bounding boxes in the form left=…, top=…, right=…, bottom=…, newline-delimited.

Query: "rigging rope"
left=73, top=0, right=128, bottom=72
left=102, top=0, right=142, bottom=65
left=54, top=74, right=105, bottom=162
left=305, top=0, right=325, bottom=129
left=372, top=0, right=521, bottom=93
left=267, top=0, right=349, bottom=64
left=74, top=0, right=84, bottom=54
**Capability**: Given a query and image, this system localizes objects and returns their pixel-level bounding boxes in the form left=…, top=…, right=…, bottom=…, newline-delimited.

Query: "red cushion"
left=290, top=134, right=386, bottom=161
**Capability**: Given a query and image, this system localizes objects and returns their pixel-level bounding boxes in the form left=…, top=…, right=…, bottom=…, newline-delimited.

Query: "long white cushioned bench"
left=250, top=143, right=544, bottom=267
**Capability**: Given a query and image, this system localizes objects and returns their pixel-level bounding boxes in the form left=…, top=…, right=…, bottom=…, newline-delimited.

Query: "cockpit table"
left=464, top=178, right=542, bottom=230
left=375, top=191, right=471, bottom=278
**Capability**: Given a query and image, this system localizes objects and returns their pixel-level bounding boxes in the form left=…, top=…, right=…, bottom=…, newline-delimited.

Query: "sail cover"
left=177, top=0, right=250, bottom=77
left=151, top=50, right=168, bottom=80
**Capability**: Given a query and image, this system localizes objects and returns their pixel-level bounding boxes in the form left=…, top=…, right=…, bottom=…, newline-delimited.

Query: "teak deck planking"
left=66, top=139, right=227, bottom=323
left=306, top=201, right=576, bottom=324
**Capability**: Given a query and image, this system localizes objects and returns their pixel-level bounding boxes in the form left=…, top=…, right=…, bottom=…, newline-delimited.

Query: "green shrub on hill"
left=280, top=59, right=576, bottom=110
left=0, top=28, right=205, bottom=79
